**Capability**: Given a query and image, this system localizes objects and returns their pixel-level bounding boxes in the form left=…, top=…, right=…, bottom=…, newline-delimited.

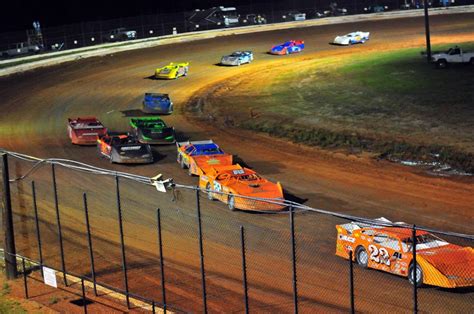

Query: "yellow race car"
left=155, top=62, right=189, bottom=79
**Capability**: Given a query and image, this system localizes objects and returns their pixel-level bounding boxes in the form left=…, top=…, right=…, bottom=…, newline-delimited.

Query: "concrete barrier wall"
left=1, top=5, right=473, bottom=77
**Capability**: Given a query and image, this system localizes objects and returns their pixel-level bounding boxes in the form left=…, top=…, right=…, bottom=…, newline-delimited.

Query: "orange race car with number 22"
left=336, top=218, right=474, bottom=288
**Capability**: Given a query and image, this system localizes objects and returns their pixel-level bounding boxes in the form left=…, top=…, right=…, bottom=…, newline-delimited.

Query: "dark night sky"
left=1, top=0, right=323, bottom=32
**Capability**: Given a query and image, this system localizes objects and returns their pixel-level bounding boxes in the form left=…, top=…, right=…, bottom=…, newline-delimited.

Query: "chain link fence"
left=1, top=150, right=473, bottom=312
left=1, top=0, right=473, bottom=58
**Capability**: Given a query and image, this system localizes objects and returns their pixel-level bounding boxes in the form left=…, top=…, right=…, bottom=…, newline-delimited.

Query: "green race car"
left=130, top=117, right=176, bottom=144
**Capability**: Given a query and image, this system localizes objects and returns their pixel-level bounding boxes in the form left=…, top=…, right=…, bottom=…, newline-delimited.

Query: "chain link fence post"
left=290, top=206, right=298, bottom=313
left=1, top=153, right=17, bottom=279
left=240, top=225, right=249, bottom=314
left=196, top=187, right=208, bottom=314
left=83, top=193, right=97, bottom=296
left=156, top=208, right=167, bottom=313
left=115, top=176, right=130, bottom=308
left=51, top=164, right=67, bottom=286
left=31, top=181, right=44, bottom=277
left=412, top=225, right=418, bottom=313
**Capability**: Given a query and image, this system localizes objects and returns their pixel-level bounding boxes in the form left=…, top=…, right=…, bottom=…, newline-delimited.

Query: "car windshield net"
left=401, top=233, right=449, bottom=251
left=235, top=173, right=261, bottom=181
left=195, top=148, right=223, bottom=155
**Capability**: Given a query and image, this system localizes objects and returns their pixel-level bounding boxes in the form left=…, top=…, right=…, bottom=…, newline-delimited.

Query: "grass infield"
left=190, top=43, right=474, bottom=173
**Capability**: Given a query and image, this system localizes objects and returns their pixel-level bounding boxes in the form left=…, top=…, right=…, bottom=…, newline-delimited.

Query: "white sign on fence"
left=43, top=267, right=57, bottom=288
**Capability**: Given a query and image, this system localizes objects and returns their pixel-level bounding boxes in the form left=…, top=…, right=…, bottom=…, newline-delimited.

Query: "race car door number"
left=368, top=244, right=391, bottom=266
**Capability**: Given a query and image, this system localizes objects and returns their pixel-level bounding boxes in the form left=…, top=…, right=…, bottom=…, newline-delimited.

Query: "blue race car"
left=142, top=93, right=173, bottom=114
left=220, top=51, right=254, bottom=66
left=270, top=40, right=305, bottom=55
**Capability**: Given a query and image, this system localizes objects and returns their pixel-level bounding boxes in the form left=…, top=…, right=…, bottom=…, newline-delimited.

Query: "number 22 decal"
left=368, top=245, right=391, bottom=266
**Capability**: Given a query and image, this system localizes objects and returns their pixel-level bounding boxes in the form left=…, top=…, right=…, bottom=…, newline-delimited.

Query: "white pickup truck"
left=431, top=46, right=474, bottom=68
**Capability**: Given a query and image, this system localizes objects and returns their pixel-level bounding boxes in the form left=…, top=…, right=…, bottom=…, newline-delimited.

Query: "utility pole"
left=423, top=0, right=432, bottom=62
left=2, top=154, right=17, bottom=279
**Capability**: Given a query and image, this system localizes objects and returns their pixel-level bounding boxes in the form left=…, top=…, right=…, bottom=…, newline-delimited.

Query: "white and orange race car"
left=199, top=164, right=285, bottom=211
left=177, top=140, right=232, bottom=176
left=336, top=218, right=474, bottom=288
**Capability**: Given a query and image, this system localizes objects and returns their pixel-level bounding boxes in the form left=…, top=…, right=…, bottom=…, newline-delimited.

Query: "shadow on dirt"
left=120, top=109, right=154, bottom=117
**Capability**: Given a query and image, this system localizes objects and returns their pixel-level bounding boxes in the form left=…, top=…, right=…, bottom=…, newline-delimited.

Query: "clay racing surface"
left=1, top=13, right=473, bottom=312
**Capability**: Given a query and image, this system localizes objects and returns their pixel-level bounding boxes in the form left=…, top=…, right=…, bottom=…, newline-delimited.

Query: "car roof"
left=371, top=227, right=430, bottom=239
left=193, top=143, right=220, bottom=151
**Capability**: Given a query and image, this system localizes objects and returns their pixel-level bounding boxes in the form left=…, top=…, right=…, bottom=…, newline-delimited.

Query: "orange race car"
left=199, top=164, right=285, bottom=211
left=336, top=218, right=474, bottom=288
left=176, top=140, right=233, bottom=176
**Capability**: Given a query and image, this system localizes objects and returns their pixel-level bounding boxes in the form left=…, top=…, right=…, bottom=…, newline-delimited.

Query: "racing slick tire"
left=408, top=263, right=424, bottom=287
left=228, top=194, right=236, bottom=211
left=206, top=183, right=214, bottom=200
left=355, top=246, right=368, bottom=268
left=470, top=58, right=474, bottom=66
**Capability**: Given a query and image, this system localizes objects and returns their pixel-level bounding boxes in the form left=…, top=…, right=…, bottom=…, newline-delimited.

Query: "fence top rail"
left=1, top=149, right=473, bottom=240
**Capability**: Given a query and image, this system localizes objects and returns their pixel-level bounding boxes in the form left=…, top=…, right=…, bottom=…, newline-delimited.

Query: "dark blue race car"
left=142, top=93, right=173, bottom=114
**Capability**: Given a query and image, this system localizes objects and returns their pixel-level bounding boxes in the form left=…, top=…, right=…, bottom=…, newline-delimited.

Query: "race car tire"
left=188, top=165, right=193, bottom=176
left=470, top=58, right=474, bottom=66
left=228, top=194, right=236, bottom=211
left=408, top=263, right=424, bottom=287
left=355, top=246, right=368, bottom=267
left=285, top=49, right=289, bottom=55
left=206, top=183, right=214, bottom=200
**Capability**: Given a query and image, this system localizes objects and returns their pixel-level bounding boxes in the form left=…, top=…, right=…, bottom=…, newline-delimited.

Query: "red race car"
left=67, top=117, right=107, bottom=145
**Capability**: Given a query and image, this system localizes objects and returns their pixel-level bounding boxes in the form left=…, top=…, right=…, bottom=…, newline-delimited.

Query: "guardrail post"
left=22, top=257, right=28, bottom=298
left=240, top=226, right=249, bottom=314
left=412, top=225, right=418, bottom=314
left=2, top=153, right=17, bottom=279
left=156, top=208, right=167, bottom=313
left=349, top=250, right=355, bottom=314
left=83, top=193, right=97, bottom=296
left=51, top=164, right=67, bottom=286
left=32, top=181, right=44, bottom=277
left=115, top=176, right=130, bottom=308
left=196, top=187, right=208, bottom=314
left=290, top=206, right=298, bottom=314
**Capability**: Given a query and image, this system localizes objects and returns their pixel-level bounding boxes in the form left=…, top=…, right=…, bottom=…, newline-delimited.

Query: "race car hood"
left=333, top=36, right=349, bottom=44
left=227, top=179, right=284, bottom=199
left=194, top=154, right=233, bottom=169
left=221, top=56, right=240, bottom=63
left=139, top=126, right=174, bottom=139
left=271, top=45, right=287, bottom=52
left=419, top=244, right=474, bottom=280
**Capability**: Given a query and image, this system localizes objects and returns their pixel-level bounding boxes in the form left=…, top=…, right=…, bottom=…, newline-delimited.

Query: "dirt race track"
left=1, top=13, right=473, bottom=313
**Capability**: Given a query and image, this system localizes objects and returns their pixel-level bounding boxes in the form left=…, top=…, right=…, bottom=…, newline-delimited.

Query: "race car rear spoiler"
left=338, top=217, right=408, bottom=234
left=176, top=139, right=214, bottom=148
